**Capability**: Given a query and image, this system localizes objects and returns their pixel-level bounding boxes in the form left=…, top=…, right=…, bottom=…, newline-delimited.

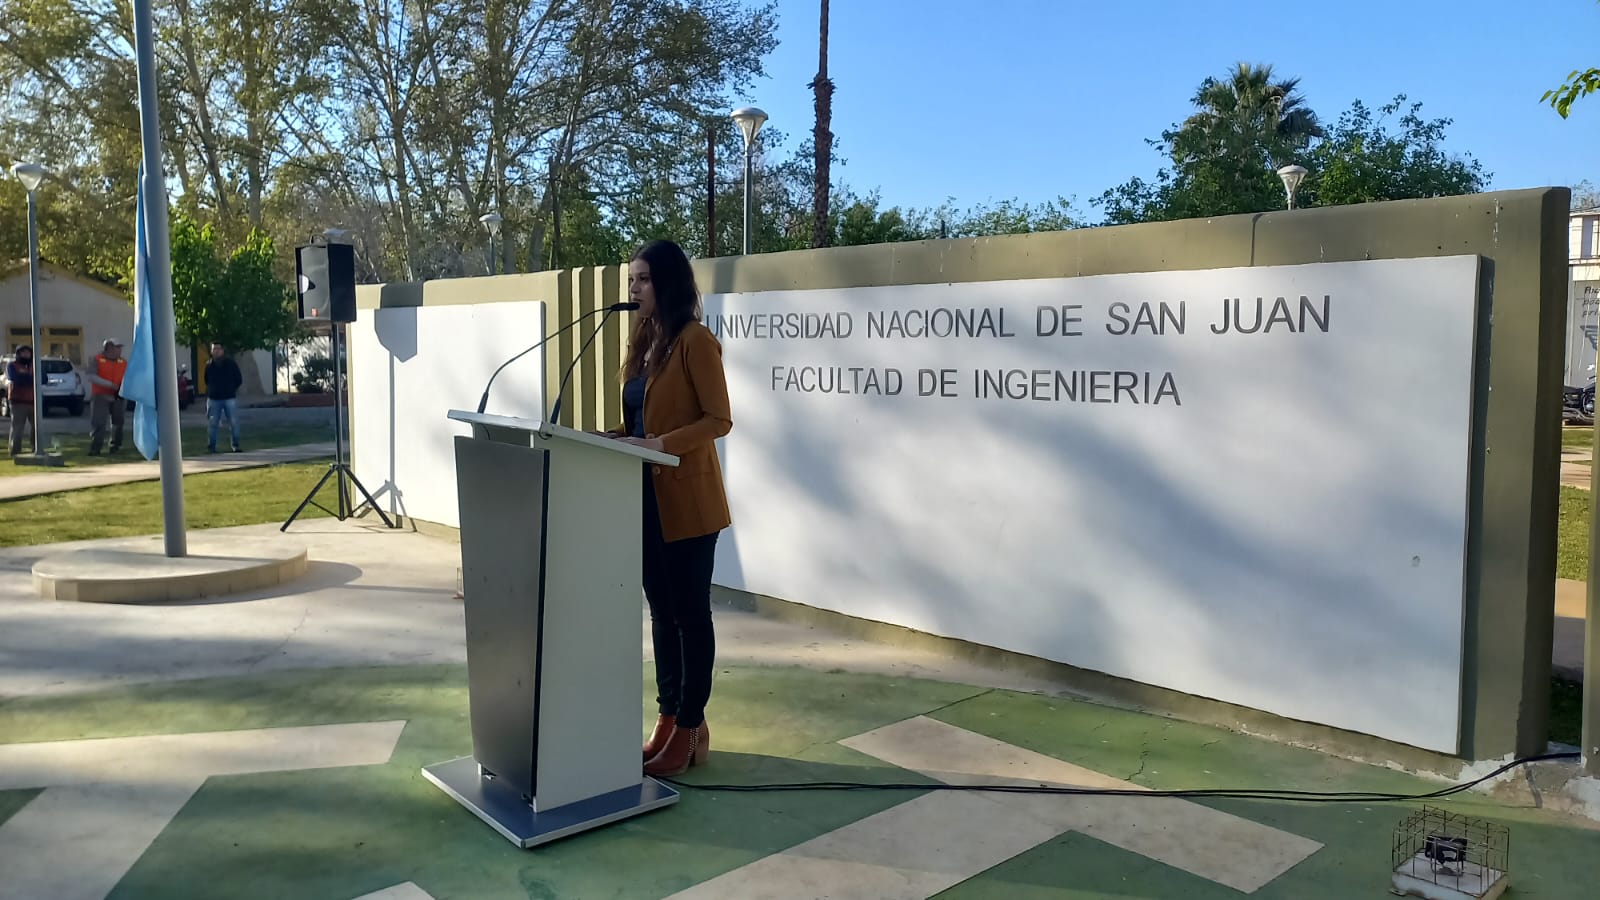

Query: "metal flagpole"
left=132, top=0, right=187, bottom=557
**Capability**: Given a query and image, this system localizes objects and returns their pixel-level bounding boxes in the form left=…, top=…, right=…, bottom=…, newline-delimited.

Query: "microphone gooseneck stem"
left=548, top=307, right=619, bottom=427
left=476, top=306, right=610, bottom=415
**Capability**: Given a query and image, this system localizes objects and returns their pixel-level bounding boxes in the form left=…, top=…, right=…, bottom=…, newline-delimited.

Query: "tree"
left=1571, top=180, right=1600, bottom=211
left=1178, top=63, right=1323, bottom=169
left=1299, top=96, right=1486, bottom=208
left=1096, top=67, right=1486, bottom=225
left=142, top=214, right=299, bottom=354
left=810, top=0, right=832, bottom=248
left=1545, top=68, right=1600, bottom=118
left=1543, top=2, right=1600, bottom=121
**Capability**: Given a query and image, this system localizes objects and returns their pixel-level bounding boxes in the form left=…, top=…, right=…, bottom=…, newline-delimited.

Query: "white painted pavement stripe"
left=0, top=721, right=407, bottom=900
left=352, top=883, right=439, bottom=900
left=841, top=716, right=1324, bottom=894
left=667, top=790, right=1065, bottom=900
left=672, top=716, right=1322, bottom=899
left=0, top=720, right=408, bottom=789
left=0, top=780, right=201, bottom=900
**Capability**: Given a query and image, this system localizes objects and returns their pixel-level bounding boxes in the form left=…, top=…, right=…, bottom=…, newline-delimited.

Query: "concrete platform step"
left=32, top=534, right=309, bottom=604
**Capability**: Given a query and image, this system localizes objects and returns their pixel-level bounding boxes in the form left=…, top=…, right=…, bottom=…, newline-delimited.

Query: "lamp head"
left=10, top=162, right=46, bottom=192
left=479, top=212, right=503, bottom=236
left=731, top=106, right=768, bottom=147
left=1276, top=164, right=1308, bottom=195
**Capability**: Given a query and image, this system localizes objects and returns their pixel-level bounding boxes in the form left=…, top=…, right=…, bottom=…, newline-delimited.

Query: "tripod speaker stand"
left=281, top=320, right=393, bottom=530
left=283, top=237, right=395, bottom=531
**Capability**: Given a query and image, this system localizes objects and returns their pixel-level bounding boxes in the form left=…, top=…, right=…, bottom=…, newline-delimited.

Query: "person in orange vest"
left=86, top=338, right=127, bottom=455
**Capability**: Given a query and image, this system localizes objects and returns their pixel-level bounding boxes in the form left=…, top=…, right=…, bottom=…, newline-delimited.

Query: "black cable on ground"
left=662, top=751, right=1581, bottom=805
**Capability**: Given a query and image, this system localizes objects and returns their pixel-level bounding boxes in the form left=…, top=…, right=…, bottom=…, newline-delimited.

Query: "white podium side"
left=421, top=409, right=680, bottom=848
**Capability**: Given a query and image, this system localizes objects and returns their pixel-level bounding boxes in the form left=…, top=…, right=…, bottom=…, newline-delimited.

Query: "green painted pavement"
left=930, top=692, right=1599, bottom=899
left=0, top=664, right=1595, bottom=899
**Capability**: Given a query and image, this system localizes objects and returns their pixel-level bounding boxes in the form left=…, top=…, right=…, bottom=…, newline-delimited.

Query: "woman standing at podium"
left=604, top=238, right=733, bottom=777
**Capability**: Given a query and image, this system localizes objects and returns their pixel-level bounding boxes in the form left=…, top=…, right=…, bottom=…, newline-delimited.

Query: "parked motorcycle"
left=177, top=364, right=195, bottom=409
left=124, top=365, right=197, bottom=412
left=1564, top=364, right=1596, bottom=422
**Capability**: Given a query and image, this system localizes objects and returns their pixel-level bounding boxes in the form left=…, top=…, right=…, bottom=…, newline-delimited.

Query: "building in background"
left=0, top=261, right=132, bottom=364
left=1569, top=210, right=1600, bottom=388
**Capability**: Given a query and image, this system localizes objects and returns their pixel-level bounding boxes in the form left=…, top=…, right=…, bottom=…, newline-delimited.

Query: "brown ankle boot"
left=643, top=714, right=676, bottom=761
left=643, top=722, right=708, bottom=777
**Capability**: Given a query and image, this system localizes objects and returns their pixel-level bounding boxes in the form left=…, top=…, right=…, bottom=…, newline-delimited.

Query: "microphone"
left=547, top=305, right=627, bottom=427
left=476, top=302, right=638, bottom=414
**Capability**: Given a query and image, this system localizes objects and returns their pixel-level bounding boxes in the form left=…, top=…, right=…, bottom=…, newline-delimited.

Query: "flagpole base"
left=12, top=452, right=66, bottom=468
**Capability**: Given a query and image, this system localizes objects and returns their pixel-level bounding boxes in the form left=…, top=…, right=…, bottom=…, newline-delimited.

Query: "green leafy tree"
left=134, top=214, right=299, bottom=354
left=835, top=196, right=923, bottom=246
left=1096, top=67, right=1486, bottom=225
left=1300, top=97, right=1486, bottom=207
left=1543, top=68, right=1600, bottom=118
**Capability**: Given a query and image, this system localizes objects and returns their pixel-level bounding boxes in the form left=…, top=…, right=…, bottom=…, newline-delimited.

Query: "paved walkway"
left=0, top=443, right=333, bottom=502
left=1562, top=449, right=1591, bottom=489
left=1557, top=578, right=1588, bottom=680
left=0, top=521, right=1065, bottom=700
left=1, top=521, right=1596, bottom=899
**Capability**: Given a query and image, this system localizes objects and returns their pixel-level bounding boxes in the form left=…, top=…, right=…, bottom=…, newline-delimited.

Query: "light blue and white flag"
left=123, top=160, right=160, bottom=460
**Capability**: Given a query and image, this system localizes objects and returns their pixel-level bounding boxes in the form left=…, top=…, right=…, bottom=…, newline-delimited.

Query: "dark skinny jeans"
left=641, top=465, right=718, bottom=730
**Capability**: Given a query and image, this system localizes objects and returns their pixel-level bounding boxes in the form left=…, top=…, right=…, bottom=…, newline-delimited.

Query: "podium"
left=421, top=409, right=681, bottom=848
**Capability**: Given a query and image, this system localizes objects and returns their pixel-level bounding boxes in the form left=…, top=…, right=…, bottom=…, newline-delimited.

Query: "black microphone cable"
left=660, top=750, right=1580, bottom=805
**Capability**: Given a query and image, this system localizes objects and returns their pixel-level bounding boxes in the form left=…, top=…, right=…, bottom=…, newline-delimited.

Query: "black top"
left=204, top=357, right=243, bottom=400
left=622, top=373, right=646, bottom=438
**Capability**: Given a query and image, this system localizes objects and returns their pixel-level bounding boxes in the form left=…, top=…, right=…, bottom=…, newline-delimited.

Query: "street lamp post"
left=10, top=162, right=47, bottom=459
left=1276, top=164, right=1309, bottom=211
left=480, top=212, right=503, bottom=275
left=731, top=106, right=768, bottom=255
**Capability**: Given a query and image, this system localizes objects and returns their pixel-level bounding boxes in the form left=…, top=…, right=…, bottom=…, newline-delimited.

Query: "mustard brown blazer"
left=610, top=321, right=733, bottom=542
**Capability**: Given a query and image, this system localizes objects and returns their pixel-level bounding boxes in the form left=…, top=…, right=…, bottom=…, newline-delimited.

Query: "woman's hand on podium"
left=619, top=434, right=665, bottom=452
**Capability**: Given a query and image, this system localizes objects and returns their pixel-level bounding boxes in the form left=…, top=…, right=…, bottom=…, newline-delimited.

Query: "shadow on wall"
left=369, top=307, right=418, bottom=519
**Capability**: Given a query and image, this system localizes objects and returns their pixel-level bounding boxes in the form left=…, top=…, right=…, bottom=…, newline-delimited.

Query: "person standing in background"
left=203, top=343, right=243, bottom=453
left=6, top=345, right=35, bottom=456
left=86, top=338, right=126, bottom=455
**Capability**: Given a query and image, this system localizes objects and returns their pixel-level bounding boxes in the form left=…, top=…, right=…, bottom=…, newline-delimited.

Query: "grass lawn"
left=1564, top=425, right=1594, bottom=452
left=0, top=421, right=329, bottom=475
left=0, top=462, right=330, bottom=547
left=1559, top=485, right=1589, bottom=581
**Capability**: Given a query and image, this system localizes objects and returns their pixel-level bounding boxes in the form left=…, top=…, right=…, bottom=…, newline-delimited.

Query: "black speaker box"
left=296, top=242, right=356, bottom=323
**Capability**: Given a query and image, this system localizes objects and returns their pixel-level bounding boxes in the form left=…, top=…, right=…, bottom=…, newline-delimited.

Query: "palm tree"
left=810, top=0, right=833, bottom=248
left=1177, top=63, right=1323, bottom=167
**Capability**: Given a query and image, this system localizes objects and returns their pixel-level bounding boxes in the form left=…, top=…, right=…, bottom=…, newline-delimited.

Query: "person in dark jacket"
left=204, top=343, right=244, bottom=453
left=6, top=345, right=35, bottom=455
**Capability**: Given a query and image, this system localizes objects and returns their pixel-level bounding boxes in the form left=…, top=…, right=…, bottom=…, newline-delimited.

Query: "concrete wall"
left=355, top=187, right=1569, bottom=764
left=0, top=265, right=133, bottom=364
left=704, top=257, right=1485, bottom=754
left=347, top=301, right=546, bottom=528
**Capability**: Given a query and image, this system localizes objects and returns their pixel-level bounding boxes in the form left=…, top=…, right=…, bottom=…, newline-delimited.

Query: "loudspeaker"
left=296, top=242, right=356, bottom=323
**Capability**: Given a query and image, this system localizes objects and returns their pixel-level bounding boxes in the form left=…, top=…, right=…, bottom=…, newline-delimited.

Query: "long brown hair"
left=622, top=239, right=701, bottom=380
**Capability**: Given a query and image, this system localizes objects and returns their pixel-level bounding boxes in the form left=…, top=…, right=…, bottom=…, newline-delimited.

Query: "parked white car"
left=0, top=356, right=87, bottom=417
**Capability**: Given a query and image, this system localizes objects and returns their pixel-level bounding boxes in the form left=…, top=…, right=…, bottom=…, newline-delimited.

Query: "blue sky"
left=742, top=0, right=1600, bottom=216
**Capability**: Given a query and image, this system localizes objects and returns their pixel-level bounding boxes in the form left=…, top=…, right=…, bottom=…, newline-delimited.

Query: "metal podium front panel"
left=454, top=435, right=547, bottom=799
